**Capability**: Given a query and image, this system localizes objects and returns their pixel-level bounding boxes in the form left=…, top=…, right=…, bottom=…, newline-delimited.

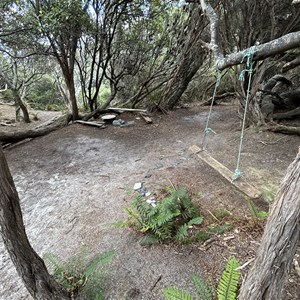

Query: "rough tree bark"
left=160, top=3, right=208, bottom=109
left=239, top=150, right=300, bottom=299
left=0, top=146, right=69, bottom=299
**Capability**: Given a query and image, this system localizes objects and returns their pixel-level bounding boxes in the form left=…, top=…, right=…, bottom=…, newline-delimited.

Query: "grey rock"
left=153, top=162, right=163, bottom=169
left=120, top=121, right=135, bottom=128
left=113, top=119, right=125, bottom=126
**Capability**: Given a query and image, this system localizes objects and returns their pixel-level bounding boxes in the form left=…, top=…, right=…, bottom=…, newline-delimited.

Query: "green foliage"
left=213, top=208, right=232, bottom=221
left=261, top=183, right=277, bottom=203
left=27, top=75, right=65, bottom=110
left=163, top=287, right=193, bottom=300
left=217, top=258, right=240, bottom=300
left=245, top=197, right=269, bottom=219
left=43, top=249, right=115, bottom=299
left=208, top=224, right=231, bottom=235
left=163, top=258, right=240, bottom=300
left=123, top=188, right=203, bottom=244
left=191, top=274, right=214, bottom=300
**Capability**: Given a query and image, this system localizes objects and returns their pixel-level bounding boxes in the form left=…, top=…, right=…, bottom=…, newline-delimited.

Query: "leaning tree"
left=0, top=145, right=69, bottom=299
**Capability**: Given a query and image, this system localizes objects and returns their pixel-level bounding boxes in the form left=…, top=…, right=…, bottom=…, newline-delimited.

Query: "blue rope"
left=232, top=46, right=255, bottom=182
left=201, top=70, right=221, bottom=150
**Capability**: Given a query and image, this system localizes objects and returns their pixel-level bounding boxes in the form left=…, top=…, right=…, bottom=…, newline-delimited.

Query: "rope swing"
left=232, top=46, right=255, bottom=181
left=201, top=46, right=256, bottom=182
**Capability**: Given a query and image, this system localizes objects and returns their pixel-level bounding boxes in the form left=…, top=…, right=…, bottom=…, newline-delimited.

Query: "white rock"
left=134, top=182, right=142, bottom=190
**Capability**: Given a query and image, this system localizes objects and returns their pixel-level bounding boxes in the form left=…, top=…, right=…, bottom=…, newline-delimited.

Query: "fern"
left=123, top=187, right=204, bottom=244
left=245, top=197, right=268, bottom=219
left=176, top=224, right=189, bottom=242
left=43, top=252, right=65, bottom=277
left=191, top=274, right=214, bottom=300
left=163, top=287, right=194, bottom=300
left=208, top=223, right=231, bottom=235
left=139, top=235, right=160, bottom=245
left=217, top=258, right=240, bottom=300
left=43, top=249, right=115, bottom=299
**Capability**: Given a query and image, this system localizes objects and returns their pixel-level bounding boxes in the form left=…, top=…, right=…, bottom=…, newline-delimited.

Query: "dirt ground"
left=0, top=103, right=299, bottom=299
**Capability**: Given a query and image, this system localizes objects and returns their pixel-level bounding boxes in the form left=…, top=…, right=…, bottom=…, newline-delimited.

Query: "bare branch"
left=218, top=31, right=300, bottom=70
left=199, top=0, right=222, bottom=62
left=0, top=84, right=8, bottom=92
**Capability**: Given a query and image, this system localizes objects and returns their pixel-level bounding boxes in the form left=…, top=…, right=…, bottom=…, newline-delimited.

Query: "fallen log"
left=0, top=113, right=72, bottom=144
left=108, top=107, right=148, bottom=113
left=82, top=107, right=148, bottom=121
left=273, top=107, right=300, bottom=120
left=263, top=124, right=300, bottom=136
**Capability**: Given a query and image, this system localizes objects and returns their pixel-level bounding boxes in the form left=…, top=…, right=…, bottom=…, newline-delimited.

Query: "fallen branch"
left=262, top=124, right=300, bottom=136
left=201, top=92, right=235, bottom=106
left=140, top=114, right=153, bottom=124
left=273, top=107, right=300, bottom=120
left=0, top=113, right=72, bottom=144
left=0, top=122, right=16, bottom=127
left=258, top=136, right=287, bottom=146
left=108, top=107, right=148, bottom=113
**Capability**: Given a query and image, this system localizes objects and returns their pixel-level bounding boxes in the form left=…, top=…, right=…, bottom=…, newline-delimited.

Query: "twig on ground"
left=258, top=136, right=287, bottom=145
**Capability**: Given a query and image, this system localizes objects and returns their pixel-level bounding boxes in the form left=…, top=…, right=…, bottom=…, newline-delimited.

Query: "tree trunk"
left=12, top=89, right=31, bottom=123
left=0, top=146, right=69, bottom=299
left=0, top=113, right=72, bottom=144
left=160, top=4, right=207, bottom=110
left=239, top=150, right=300, bottom=300
left=66, top=78, right=79, bottom=121
left=162, top=54, right=206, bottom=110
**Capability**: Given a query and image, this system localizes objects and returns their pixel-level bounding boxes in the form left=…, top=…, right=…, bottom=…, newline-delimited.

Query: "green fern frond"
left=139, top=235, right=160, bottom=245
left=184, top=231, right=210, bottom=244
left=163, top=287, right=194, bottom=300
left=156, top=207, right=180, bottom=227
left=217, top=258, right=240, bottom=300
left=191, top=274, right=214, bottom=300
left=43, top=252, right=65, bottom=277
left=245, top=197, right=259, bottom=219
left=132, top=196, right=153, bottom=223
left=152, top=222, right=173, bottom=240
left=208, top=223, right=231, bottom=235
left=84, top=250, right=115, bottom=278
left=187, top=216, right=203, bottom=226
left=176, top=224, right=189, bottom=242
left=113, top=221, right=130, bottom=228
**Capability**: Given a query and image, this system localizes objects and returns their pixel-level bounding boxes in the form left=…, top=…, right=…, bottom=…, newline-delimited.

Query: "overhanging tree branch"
left=199, top=0, right=300, bottom=70
left=218, top=32, right=300, bottom=70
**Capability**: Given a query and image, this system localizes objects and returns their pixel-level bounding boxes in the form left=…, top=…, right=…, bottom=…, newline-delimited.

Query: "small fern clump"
left=122, top=188, right=203, bottom=244
left=43, top=249, right=115, bottom=299
left=163, top=257, right=240, bottom=300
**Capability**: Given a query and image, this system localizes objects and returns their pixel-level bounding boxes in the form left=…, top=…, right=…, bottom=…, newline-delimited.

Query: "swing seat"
left=190, top=145, right=261, bottom=199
